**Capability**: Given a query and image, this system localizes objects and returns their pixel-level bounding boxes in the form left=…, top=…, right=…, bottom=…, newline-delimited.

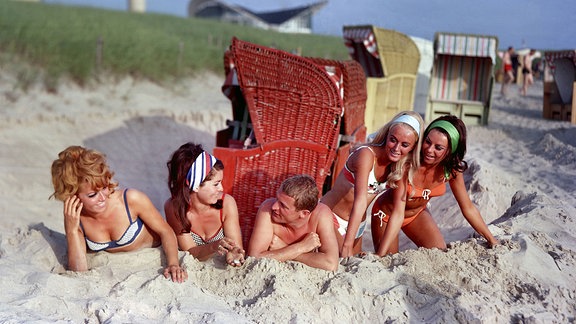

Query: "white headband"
left=186, top=151, right=217, bottom=191
left=392, top=114, right=421, bottom=136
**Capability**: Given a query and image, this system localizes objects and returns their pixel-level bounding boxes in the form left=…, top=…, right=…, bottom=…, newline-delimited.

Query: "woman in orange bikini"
left=50, top=146, right=187, bottom=283
left=164, top=142, right=245, bottom=266
left=320, top=111, right=424, bottom=258
left=370, top=115, right=499, bottom=256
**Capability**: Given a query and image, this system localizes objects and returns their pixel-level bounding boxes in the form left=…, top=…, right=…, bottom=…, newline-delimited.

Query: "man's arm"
left=248, top=200, right=326, bottom=264
left=247, top=199, right=276, bottom=257
left=293, top=204, right=339, bottom=271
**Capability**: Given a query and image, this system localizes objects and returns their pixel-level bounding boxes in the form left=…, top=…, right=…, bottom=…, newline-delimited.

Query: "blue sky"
left=44, top=0, right=575, bottom=50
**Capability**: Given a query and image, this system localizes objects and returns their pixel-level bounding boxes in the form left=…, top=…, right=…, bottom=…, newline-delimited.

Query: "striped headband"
left=393, top=114, right=421, bottom=136
left=186, top=151, right=217, bottom=191
left=426, top=120, right=460, bottom=153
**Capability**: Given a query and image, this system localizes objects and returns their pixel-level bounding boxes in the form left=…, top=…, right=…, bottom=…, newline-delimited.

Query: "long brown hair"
left=166, top=143, right=223, bottom=233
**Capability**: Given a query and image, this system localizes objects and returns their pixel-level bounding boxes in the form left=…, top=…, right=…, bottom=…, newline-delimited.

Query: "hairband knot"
left=186, top=151, right=217, bottom=191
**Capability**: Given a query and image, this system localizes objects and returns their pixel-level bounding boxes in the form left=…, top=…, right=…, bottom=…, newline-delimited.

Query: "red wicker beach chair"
left=306, top=57, right=368, bottom=188
left=214, top=140, right=336, bottom=246
left=229, top=37, right=343, bottom=145
left=214, top=38, right=347, bottom=246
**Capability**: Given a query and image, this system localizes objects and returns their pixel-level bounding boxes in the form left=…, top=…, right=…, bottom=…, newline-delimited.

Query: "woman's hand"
left=63, top=196, right=83, bottom=234
left=163, top=264, right=188, bottom=283
left=214, top=237, right=245, bottom=266
left=340, top=243, right=354, bottom=259
left=213, top=237, right=237, bottom=255
left=226, top=247, right=245, bottom=267
left=487, top=237, right=500, bottom=248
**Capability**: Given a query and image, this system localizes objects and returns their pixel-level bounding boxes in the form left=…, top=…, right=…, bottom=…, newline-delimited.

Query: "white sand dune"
left=1, top=68, right=575, bottom=322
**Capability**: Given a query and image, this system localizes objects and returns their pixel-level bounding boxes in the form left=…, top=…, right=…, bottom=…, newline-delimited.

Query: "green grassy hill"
left=0, top=0, right=349, bottom=89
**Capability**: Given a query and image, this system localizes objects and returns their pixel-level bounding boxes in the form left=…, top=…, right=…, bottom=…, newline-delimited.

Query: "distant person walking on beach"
left=521, top=49, right=536, bottom=96
left=500, top=46, right=515, bottom=96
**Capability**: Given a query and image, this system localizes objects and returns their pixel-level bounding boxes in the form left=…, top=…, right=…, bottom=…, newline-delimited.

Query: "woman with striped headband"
left=370, top=115, right=499, bottom=256
left=321, top=111, right=424, bottom=259
left=164, top=143, right=245, bottom=266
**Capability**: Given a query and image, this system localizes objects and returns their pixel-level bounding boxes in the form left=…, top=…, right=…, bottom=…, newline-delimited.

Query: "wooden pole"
left=570, top=82, right=576, bottom=125
left=178, top=41, right=184, bottom=70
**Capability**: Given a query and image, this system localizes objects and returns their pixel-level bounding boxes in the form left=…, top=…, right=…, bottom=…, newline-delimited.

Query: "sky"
left=43, top=0, right=576, bottom=50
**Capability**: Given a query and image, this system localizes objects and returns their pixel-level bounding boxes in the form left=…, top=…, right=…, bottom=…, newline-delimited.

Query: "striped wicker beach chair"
left=343, top=25, right=420, bottom=135
left=543, top=50, right=576, bottom=124
left=214, top=37, right=345, bottom=246
left=426, top=32, right=498, bottom=126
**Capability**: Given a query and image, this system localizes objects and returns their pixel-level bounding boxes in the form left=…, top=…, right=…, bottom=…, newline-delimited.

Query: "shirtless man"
left=521, top=49, right=536, bottom=96
left=247, top=175, right=339, bottom=271
left=500, top=46, right=515, bottom=96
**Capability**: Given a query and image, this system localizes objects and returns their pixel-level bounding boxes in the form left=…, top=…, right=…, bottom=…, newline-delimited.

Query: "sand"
left=1, top=60, right=575, bottom=322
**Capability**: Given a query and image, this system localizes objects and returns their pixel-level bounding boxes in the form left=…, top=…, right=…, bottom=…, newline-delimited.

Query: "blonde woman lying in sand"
left=164, top=143, right=245, bottom=267
left=50, top=146, right=187, bottom=283
left=370, top=115, right=500, bottom=256
left=320, top=111, right=424, bottom=258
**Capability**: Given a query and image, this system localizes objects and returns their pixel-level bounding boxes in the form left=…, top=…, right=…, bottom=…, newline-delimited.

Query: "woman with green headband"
left=370, top=115, right=499, bottom=256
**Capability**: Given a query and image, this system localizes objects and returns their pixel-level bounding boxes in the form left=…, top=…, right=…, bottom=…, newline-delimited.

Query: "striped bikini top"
left=81, top=189, right=144, bottom=252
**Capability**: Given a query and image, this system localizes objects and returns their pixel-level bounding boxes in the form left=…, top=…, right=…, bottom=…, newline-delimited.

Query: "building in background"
left=128, top=0, right=146, bottom=13
left=188, top=0, right=326, bottom=34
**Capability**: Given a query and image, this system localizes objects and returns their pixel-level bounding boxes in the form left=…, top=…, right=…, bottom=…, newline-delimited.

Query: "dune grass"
left=0, top=0, right=349, bottom=90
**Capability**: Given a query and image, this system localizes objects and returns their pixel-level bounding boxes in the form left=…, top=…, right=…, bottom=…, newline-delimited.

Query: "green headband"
left=427, top=120, right=460, bottom=153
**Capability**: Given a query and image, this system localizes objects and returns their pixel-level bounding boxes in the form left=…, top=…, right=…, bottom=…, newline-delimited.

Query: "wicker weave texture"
left=372, top=26, right=421, bottom=77
left=231, top=37, right=343, bottom=146
left=306, top=57, right=367, bottom=138
left=364, top=75, right=417, bottom=134
left=214, top=140, right=334, bottom=247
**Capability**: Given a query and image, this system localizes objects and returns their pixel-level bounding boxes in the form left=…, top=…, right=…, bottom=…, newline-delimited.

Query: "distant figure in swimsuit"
left=248, top=175, right=339, bottom=271
left=370, top=115, right=500, bottom=256
left=500, top=46, right=515, bottom=96
left=164, top=143, right=245, bottom=267
left=521, top=49, right=536, bottom=96
left=320, top=111, right=424, bottom=258
left=50, top=146, right=187, bottom=282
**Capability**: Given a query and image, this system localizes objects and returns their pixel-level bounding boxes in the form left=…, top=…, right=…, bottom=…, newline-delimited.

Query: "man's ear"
left=298, top=209, right=311, bottom=219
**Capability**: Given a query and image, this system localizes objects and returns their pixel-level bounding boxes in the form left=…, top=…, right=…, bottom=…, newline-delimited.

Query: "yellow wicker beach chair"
left=343, top=25, right=420, bottom=134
